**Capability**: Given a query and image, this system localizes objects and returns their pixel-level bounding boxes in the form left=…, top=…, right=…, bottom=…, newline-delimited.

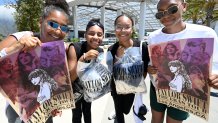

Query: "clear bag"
left=113, top=47, right=146, bottom=94
left=76, top=51, right=113, bottom=102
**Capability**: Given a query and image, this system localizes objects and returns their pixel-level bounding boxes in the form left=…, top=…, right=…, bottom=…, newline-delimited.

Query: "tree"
left=13, top=0, right=44, bottom=32
left=183, top=0, right=218, bottom=27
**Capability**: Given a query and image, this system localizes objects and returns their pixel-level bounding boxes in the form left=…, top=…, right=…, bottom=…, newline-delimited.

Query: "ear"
left=39, top=17, right=43, bottom=28
left=182, top=2, right=187, bottom=12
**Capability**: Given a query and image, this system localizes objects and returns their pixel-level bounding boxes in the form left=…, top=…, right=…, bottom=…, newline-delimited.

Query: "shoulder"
left=186, top=23, right=217, bottom=36
left=148, top=29, right=163, bottom=39
left=11, top=31, right=33, bottom=41
left=108, top=42, right=119, bottom=51
left=147, top=28, right=164, bottom=44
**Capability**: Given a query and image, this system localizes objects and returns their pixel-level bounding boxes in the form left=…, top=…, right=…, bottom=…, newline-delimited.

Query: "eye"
left=97, top=33, right=103, bottom=37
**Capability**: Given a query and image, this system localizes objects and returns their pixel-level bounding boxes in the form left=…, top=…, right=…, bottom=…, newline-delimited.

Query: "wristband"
left=115, top=55, right=121, bottom=61
left=83, top=53, right=86, bottom=61
left=0, top=48, right=7, bottom=58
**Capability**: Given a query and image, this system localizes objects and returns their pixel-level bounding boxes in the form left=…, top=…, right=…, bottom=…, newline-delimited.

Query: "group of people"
left=0, top=1, right=218, bottom=123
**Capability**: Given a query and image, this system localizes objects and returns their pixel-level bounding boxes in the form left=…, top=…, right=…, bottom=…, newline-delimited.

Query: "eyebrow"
left=157, top=3, right=178, bottom=11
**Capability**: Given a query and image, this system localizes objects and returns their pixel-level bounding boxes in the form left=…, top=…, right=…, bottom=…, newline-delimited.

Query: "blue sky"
left=0, top=1, right=5, bottom=5
left=0, top=0, right=16, bottom=6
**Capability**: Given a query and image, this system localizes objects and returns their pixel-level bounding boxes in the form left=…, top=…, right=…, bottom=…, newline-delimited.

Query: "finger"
left=209, top=74, right=218, bottom=81
left=32, top=37, right=42, bottom=46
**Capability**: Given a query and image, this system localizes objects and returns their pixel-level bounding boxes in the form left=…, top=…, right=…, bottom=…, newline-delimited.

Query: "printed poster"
left=0, top=41, right=75, bottom=123
left=148, top=38, right=214, bottom=120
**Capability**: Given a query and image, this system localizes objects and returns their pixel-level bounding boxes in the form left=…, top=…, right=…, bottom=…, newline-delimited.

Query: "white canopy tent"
left=66, top=0, right=162, bottom=41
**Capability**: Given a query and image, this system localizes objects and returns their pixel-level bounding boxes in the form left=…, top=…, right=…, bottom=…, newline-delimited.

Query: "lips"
left=50, top=34, right=60, bottom=39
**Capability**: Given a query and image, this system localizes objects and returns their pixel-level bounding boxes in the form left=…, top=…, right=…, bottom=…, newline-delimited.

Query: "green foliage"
left=132, top=29, right=138, bottom=39
left=69, top=38, right=80, bottom=42
left=183, top=0, right=218, bottom=26
left=0, top=34, right=4, bottom=41
left=14, top=0, right=44, bottom=32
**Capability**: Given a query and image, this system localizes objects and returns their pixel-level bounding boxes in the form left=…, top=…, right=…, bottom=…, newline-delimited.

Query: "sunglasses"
left=115, top=25, right=132, bottom=31
left=86, top=21, right=104, bottom=32
left=47, top=21, right=69, bottom=33
left=155, top=5, right=179, bottom=19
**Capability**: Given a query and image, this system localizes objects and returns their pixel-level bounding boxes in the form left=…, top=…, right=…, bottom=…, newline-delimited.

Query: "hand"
left=51, top=109, right=62, bottom=117
left=83, top=49, right=99, bottom=61
left=147, top=65, right=158, bottom=74
left=208, top=74, right=218, bottom=89
left=116, top=45, right=125, bottom=58
left=18, top=34, right=42, bottom=51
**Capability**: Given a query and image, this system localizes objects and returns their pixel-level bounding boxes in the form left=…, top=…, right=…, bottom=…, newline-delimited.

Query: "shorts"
left=150, top=83, right=189, bottom=121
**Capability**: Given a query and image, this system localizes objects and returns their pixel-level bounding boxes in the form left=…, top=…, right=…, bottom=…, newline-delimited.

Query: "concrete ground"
left=1, top=76, right=218, bottom=123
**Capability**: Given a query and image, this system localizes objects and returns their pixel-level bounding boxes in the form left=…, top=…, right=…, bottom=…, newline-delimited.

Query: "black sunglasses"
left=155, top=5, right=179, bottom=19
left=47, top=21, right=69, bottom=33
left=86, top=21, right=104, bottom=32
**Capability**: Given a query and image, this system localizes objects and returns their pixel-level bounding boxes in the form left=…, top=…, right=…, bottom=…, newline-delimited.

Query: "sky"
left=0, top=5, right=16, bottom=36
left=0, top=0, right=16, bottom=6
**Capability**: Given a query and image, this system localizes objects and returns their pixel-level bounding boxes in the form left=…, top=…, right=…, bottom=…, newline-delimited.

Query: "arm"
left=0, top=35, right=18, bottom=50
left=0, top=33, right=41, bottom=57
left=67, top=45, right=78, bottom=82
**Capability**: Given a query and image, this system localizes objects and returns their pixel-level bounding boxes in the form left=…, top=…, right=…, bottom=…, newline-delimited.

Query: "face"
left=181, top=52, right=188, bottom=61
left=166, top=44, right=176, bottom=54
left=188, top=42, right=204, bottom=53
left=85, top=25, right=104, bottom=49
left=40, top=56, right=50, bottom=68
left=152, top=46, right=162, bottom=56
left=169, top=65, right=178, bottom=73
left=190, top=54, right=202, bottom=65
left=157, top=0, right=186, bottom=28
left=18, top=53, right=32, bottom=65
left=40, top=10, right=69, bottom=42
left=115, top=16, right=133, bottom=44
left=1, top=58, right=13, bottom=71
left=53, top=71, right=67, bottom=85
left=0, top=59, right=13, bottom=78
left=31, top=77, right=41, bottom=85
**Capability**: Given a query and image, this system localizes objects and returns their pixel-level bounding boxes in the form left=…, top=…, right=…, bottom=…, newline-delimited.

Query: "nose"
left=55, top=27, right=62, bottom=34
left=93, top=33, right=98, bottom=39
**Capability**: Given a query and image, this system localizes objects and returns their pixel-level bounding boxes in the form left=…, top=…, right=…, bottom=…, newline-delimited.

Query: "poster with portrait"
left=0, top=41, right=75, bottom=123
left=148, top=38, right=214, bottom=120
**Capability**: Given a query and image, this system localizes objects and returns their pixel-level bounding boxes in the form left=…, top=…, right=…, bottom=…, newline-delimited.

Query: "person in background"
left=67, top=19, right=104, bottom=123
left=147, top=0, right=218, bottom=123
left=0, top=0, right=70, bottom=122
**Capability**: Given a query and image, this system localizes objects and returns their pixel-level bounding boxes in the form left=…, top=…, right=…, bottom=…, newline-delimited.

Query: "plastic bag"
left=76, top=51, right=113, bottom=102
left=113, top=47, right=146, bottom=94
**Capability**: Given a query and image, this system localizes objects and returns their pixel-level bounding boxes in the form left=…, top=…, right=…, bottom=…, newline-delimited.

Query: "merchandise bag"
left=113, top=47, right=146, bottom=94
left=77, top=51, right=113, bottom=102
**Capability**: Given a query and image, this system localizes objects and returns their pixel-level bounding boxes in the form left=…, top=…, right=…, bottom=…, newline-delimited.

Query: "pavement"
left=1, top=76, right=218, bottom=123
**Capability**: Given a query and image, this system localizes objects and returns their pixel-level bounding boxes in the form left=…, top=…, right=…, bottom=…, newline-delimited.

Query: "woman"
left=29, top=69, right=58, bottom=104
left=0, top=0, right=70, bottom=122
left=189, top=65, right=208, bottom=100
left=67, top=19, right=104, bottom=123
left=163, top=43, right=180, bottom=61
left=108, top=14, right=149, bottom=123
left=168, top=60, right=192, bottom=92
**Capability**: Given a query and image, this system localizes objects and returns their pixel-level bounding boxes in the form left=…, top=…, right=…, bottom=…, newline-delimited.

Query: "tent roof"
left=67, top=0, right=162, bottom=32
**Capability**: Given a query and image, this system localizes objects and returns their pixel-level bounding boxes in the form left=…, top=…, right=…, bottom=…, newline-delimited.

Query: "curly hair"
left=42, top=0, right=70, bottom=20
left=28, top=69, right=58, bottom=90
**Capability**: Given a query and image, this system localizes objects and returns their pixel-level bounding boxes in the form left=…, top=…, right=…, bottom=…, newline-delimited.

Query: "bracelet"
left=83, top=53, right=86, bottom=61
left=115, top=55, right=121, bottom=61
left=0, top=48, right=7, bottom=58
